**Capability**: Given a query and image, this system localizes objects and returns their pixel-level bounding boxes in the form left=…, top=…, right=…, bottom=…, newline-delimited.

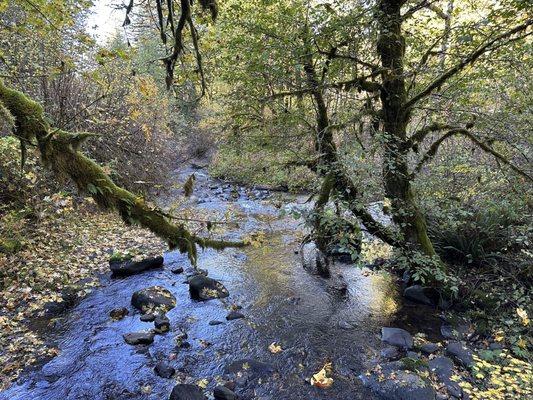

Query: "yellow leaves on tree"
left=126, top=76, right=171, bottom=142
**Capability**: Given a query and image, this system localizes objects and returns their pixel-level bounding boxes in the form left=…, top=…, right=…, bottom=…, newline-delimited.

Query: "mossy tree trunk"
left=0, top=81, right=244, bottom=265
left=376, top=0, right=437, bottom=257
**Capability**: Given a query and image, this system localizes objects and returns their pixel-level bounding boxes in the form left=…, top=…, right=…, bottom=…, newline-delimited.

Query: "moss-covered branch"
left=0, top=80, right=243, bottom=264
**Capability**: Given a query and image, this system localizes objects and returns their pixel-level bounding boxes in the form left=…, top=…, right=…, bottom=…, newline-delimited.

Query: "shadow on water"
left=0, top=165, right=441, bottom=400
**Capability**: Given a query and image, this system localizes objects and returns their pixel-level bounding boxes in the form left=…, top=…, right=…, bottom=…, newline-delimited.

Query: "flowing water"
left=0, top=164, right=440, bottom=400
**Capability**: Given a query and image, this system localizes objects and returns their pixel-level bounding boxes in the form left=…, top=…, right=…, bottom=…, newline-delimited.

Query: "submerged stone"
left=154, top=361, right=175, bottom=379
left=226, top=311, right=245, bottom=321
left=131, top=286, right=176, bottom=313
left=154, top=315, right=170, bottom=333
left=225, top=359, right=275, bottom=377
left=109, top=307, right=129, bottom=320
left=213, top=385, right=238, bottom=400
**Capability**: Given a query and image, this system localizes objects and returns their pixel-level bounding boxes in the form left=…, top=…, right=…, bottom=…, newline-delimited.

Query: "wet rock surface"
left=225, top=311, right=245, bottom=320
left=188, top=275, right=229, bottom=301
left=123, top=332, right=155, bottom=345
left=381, top=327, right=414, bottom=349
left=110, top=256, right=164, bottom=276
left=213, top=385, right=238, bottom=400
left=169, top=384, right=207, bottom=400
left=109, top=307, right=129, bottom=320
left=154, top=362, right=175, bottom=379
left=131, top=286, right=176, bottom=313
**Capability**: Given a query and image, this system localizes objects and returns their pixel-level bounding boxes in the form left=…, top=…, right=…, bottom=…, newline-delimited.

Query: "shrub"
left=426, top=202, right=527, bottom=268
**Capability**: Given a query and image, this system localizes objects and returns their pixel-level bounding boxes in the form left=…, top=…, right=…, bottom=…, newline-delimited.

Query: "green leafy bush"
left=426, top=202, right=528, bottom=268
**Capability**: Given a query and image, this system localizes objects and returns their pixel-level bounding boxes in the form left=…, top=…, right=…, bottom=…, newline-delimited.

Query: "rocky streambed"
left=0, top=164, right=479, bottom=400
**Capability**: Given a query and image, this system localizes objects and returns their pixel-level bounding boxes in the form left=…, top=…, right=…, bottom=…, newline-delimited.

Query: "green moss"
left=400, top=356, right=429, bottom=372
left=0, top=237, right=23, bottom=254
left=0, top=81, right=245, bottom=266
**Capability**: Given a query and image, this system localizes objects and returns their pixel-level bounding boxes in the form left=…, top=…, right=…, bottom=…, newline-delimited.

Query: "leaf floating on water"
left=268, top=342, right=283, bottom=354
left=197, top=378, right=209, bottom=389
left=310, top=362, right=333, bottom=389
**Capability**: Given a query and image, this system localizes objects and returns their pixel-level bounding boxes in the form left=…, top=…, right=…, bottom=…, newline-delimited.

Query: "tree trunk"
left=377, top=0, right=436, bottom=257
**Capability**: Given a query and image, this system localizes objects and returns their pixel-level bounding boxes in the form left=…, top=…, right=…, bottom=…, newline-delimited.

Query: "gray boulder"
left=429, top=356, right=462, bottom=398
left=446, top=341, right=474, bottom=367
left=420, top=342, right=440, bottom=354
left=382, top=327, right=414, bottom=349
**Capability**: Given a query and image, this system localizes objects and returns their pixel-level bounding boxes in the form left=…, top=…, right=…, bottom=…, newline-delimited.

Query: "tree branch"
left=0, top=81, right=244, bottom=265
left=405, top=19, right=533, bottom=109
left=412, top=128, right=533, bottom=182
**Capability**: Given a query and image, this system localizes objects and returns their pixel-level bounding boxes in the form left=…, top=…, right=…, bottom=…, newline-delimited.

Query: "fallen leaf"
left=310, top=362, right=333, bottom=389
left=268, top=342, right=283, bottom=354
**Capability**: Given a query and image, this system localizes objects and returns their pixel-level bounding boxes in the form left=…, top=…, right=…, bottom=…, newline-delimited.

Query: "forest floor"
left=0, top=197, right=166, bottom=390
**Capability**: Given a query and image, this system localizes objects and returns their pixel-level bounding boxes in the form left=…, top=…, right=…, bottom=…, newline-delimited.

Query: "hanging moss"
left=0, top=80, right=243, bottom=264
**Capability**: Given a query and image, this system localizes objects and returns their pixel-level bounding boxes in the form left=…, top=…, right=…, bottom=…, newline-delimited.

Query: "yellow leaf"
left=268, top=342, right=283, bottom=354
left=310, top=362, right=333, bottom=389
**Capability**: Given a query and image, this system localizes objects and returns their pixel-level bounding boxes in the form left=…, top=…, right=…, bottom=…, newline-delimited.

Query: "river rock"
left=213, top=385, right=238, bottom=400
left=361, top=366, right=435, bottom=400
left=109, top=307, right=129, bottom=320
left=140, top=314, right=156, bottom=322
left=123, top=332, right=154, bottom=345
left=381, top=346, right=401, bottom=360
left=429, top=356, right=462, bottom=398
left=154, top=315, right=170, bottom=333
left=226, top=311, right=245, bottom=320
left=110, top=256, right=164, bottom=276
left=131, top=286, right=176, bottom=313
left=446, top=341, right=474, bottom=367
left=381, top=327, right=414, bottom=349
left=403, top=285, right=437, bottom=306
left=189, top=275, right=229, bottom=301
left=169, top=384, right=207, bottom=400
left=420, top=342, right=440, bottom=354
left=209, top=320, right=224, bottom=325
left=154, top=361, right=175, bottom=379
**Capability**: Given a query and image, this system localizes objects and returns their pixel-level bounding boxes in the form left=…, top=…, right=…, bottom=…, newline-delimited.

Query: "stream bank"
left=0, top=163, right=446, bottom=400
